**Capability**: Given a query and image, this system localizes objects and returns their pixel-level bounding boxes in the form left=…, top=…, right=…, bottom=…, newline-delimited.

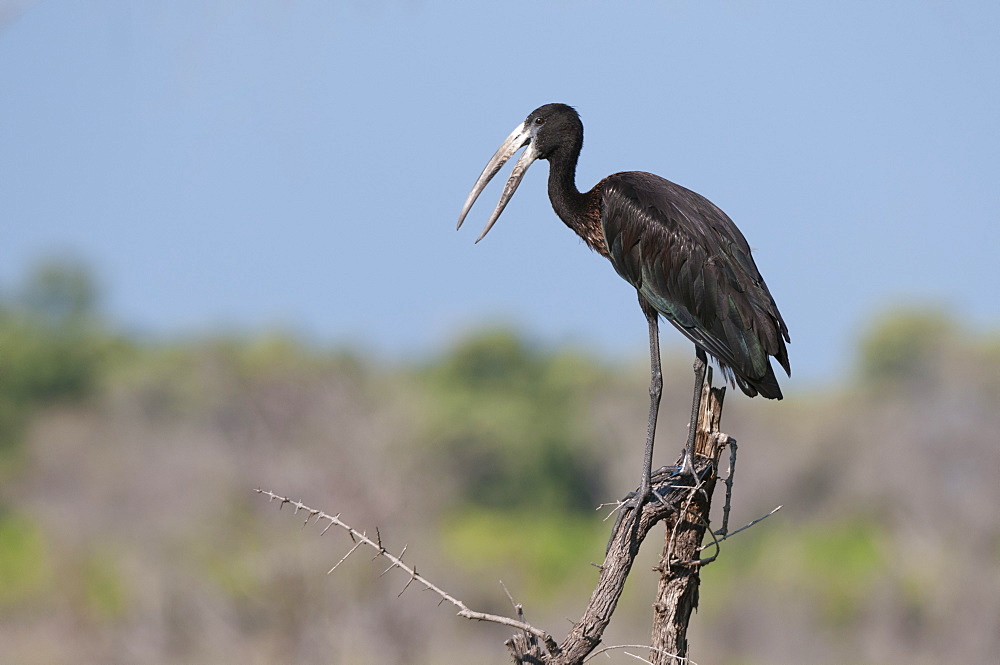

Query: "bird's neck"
left=547, top=152, right=608, bottom=256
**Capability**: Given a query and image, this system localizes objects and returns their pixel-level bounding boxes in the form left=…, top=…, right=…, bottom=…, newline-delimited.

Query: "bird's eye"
left=534, top=117, right=545, bottom=125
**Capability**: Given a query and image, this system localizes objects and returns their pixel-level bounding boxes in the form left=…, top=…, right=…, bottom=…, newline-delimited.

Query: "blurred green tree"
left=0, top=258, right=113, bottom=458
left=857, top=308, right=954, bottom=388
left=419, top=329, right=607, bottom=515
left=18, top=257, right=98, bottom=328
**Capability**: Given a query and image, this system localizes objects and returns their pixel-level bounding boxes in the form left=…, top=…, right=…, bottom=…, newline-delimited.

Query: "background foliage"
left=1, top=260, right=997, bottom=664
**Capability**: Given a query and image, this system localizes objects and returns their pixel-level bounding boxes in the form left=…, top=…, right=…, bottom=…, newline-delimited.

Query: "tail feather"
left=725, top=359, right=784, bottom=400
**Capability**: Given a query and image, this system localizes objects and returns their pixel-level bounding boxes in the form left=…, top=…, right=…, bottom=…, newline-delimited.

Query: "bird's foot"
left=655, top=452, right=708, bottom=484
left=604, top=462, right=710, bottom=553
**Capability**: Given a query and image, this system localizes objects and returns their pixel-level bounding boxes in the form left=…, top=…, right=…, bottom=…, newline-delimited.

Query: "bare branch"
left=254, top=488, right=560, bottom=656
left=716, top=438, right=738, bottom=537
left=699, top=504, right=783, bottom=553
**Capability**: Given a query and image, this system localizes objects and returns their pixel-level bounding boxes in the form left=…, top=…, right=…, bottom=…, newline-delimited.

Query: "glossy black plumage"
left=599, top=171, right=790, bottom=398
left=457, top=102, right=790, bottom=492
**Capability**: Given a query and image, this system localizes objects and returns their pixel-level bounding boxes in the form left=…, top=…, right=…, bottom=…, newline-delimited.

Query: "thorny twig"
left=254, top=488, right=560, bottom=656
left=698, top=504, right=783, bottom=553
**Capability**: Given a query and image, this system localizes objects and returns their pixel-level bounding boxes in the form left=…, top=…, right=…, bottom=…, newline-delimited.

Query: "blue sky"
left=1, top=1, right=997, bottom=386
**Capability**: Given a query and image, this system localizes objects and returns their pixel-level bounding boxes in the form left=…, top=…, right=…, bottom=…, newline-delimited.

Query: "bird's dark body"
left=587, top=171, right=789, bottom=398
left=519, top=103, right=789, bottom=399
left=458, top=102, right=790, bottom=497
left=460, top=103, right=790, bottom=398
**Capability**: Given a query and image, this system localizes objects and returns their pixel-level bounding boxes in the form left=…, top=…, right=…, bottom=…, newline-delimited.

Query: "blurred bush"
left=0, top=259, right=121, bottom=459
left=0, top=511, right=54, bottom=609
left=857, top=308, right=954, bottom=387
left=417, top=329, right=609, bottom=514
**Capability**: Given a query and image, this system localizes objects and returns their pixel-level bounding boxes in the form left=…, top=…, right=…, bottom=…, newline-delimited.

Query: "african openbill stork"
left=456, top=103, right=790, bottom=512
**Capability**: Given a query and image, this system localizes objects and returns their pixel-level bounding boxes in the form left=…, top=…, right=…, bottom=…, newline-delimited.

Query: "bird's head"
left=456, top=103, right=582, bottom=243
left=524, top=103, right=583, bottom=160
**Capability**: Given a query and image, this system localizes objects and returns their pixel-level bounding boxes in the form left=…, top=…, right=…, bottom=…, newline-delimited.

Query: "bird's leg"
left=679, top=348, right=708, bottom=477
left=638, top=302, right=663, bottom=501
left=607, top=301, right=664, bottom=550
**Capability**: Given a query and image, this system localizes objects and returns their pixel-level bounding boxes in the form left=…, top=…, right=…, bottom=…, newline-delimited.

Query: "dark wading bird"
left=456, top=103, right=790, bottom=516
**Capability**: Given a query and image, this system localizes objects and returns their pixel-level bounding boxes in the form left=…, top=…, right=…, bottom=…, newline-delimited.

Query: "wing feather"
left=599, top=171, right=790, bottom=398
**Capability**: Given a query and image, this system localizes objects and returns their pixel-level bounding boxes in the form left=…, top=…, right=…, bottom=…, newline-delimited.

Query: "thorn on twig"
left=596, top=500, right=625, bottom=523
left=500, top=581, right=517, bottom=611
left=398, top=569, right=418, bottom=597
left=328, top=540, right=364, bottom=574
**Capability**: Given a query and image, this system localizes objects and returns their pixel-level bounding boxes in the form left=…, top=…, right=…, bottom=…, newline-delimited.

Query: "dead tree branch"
left=253, top=489, right=560, bottom=656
